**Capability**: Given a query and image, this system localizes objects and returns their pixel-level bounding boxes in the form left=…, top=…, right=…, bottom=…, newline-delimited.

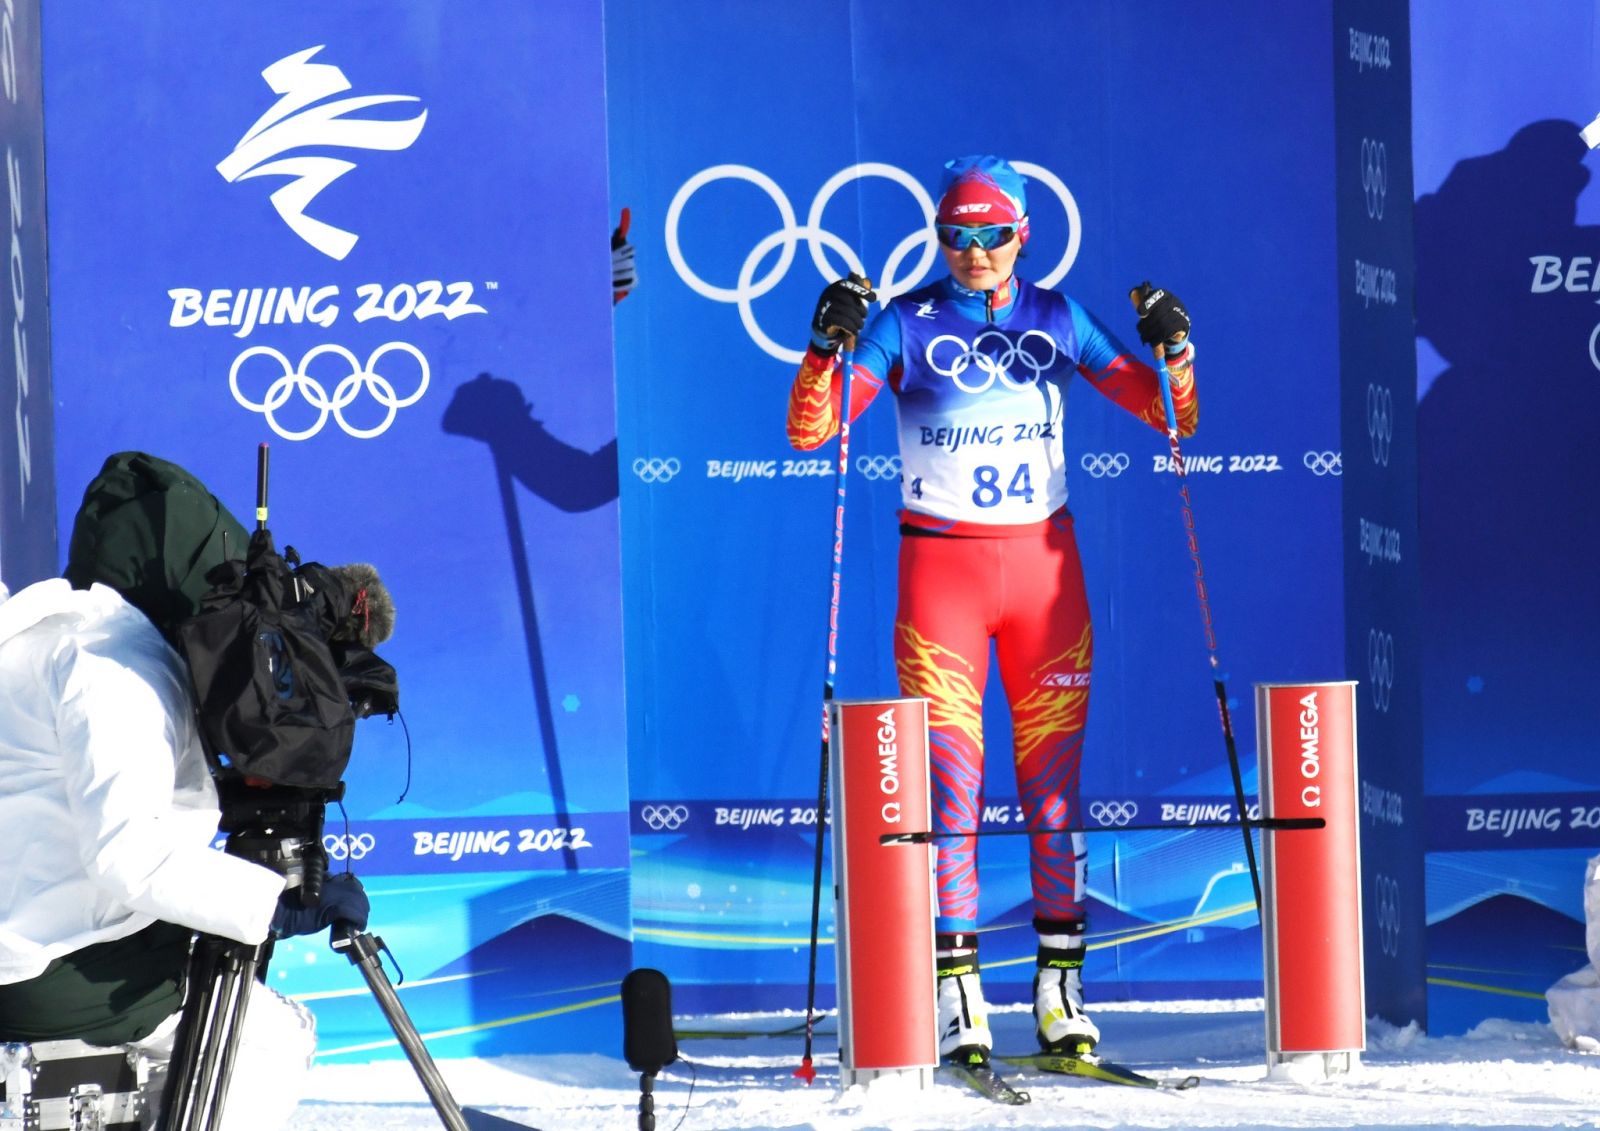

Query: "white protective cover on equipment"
left=1545, top=853, right=1600, bottom=1052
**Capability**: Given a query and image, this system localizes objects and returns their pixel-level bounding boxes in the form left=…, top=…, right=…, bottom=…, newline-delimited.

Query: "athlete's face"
left=940, top=225, right=1021, bottom=291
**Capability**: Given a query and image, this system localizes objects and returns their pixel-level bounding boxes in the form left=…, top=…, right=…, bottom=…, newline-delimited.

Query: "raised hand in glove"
left=611, top=208, right=636, bottom=305
left=809, top=274, right=877, bottom=353
left=1130, top=281, right=1190, bottom=349
left=269, top=873, right=370, bottom=939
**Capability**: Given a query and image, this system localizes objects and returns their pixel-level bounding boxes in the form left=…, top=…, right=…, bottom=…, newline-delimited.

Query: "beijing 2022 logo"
left=217, top=45, right=428, bottom=261
left=175, top=45, right=491, bottom=441
left=666, top=162, right=1080, bottom=364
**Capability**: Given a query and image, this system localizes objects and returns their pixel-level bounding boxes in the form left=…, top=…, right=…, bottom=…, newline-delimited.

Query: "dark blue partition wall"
left=1334, top=0, right=1428, bottom=1030
left=0, top=0, right=53, bottom=591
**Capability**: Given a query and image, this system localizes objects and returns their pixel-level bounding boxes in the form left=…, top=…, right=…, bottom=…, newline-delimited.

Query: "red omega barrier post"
left=1256, top=680, right=1365, bottom=1076
left=829, top=697, right=938, bottom=1089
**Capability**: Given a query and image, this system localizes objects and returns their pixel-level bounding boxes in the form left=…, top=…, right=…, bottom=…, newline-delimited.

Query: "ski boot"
left=935, top=931, right=992, bottom=1064
left=1033, top=920, right=1100, bottom=1057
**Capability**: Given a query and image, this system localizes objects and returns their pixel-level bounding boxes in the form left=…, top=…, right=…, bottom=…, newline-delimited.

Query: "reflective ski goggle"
left=935, top=222, right=1019, bottom=251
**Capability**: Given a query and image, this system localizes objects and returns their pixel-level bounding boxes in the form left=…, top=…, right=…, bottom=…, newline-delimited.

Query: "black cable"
left=393, top=709, right=414, bottom=804
left=667, top=1057, right=696, bottom=1131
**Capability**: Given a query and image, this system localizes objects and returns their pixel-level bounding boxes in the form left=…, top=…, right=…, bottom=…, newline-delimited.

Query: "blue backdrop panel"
left=0, top=0, right=53, bottom=591
left=44, top=1, right=628, bottom=1057
left=608, top=0, right=1346, bottom=1011
left=1411, top=1, right=1600, bottom=1035
left=1333, top=0, right=1427, bottom=1030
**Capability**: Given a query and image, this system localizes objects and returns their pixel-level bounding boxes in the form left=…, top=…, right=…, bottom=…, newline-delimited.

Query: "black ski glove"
left=1131, top=281, right=1190, bottom=348
left=270, top=873, right=370, bottom=938
left=809, top=274, right=876, bottom=353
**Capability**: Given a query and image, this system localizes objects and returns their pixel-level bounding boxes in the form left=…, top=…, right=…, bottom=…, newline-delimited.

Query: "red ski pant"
left=894, top=514, right=1093, bottom=931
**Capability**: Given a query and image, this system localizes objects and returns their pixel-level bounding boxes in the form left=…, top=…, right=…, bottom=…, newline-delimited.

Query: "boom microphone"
left=621, top=967, right=678, bottom=1076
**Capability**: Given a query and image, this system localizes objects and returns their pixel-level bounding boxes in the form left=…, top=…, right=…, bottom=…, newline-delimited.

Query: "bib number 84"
left=973, top=463, right=1034, bottom=508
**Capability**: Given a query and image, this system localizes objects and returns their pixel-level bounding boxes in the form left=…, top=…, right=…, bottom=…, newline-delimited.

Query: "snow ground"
left=290, top=999, right=1600, bottom=1131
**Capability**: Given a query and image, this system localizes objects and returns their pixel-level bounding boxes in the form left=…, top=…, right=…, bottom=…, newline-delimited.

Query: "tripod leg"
left=332, top=931, right=469, bottom=1131
left=198, top=949, right=260, bottom=1131
left=160, top=937, right=261, bottom=1131
left=161, top=937, right=221, bottom=1131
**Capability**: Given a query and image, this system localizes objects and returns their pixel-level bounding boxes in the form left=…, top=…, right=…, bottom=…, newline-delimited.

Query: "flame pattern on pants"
left=894, top=511, right=1094, bottom=929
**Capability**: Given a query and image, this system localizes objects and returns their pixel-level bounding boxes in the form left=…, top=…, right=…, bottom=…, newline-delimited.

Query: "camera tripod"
left=158, top=782, right=510, bottom=1131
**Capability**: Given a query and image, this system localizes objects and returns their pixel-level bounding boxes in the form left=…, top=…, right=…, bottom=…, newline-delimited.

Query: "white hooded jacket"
left=0, top=579, right=286, bottom=984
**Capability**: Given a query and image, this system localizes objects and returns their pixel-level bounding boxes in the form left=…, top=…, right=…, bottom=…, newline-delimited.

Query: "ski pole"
left=796, top=295, right=867, bottom=1085
left=881, top=815, right=1324, bottom=845
left=1130, top=286, right=1264, bottom=915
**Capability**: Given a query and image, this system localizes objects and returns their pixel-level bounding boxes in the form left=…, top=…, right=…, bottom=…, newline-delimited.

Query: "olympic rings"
left=925, top=329, right=1060, bottom=393
left=855, top=454, right=902, bottom=480
left=632, top=457, right=682, bottom=484
left=230, top=341, right=429, bottom=440
left=665, top=161, right=1080, bottom=363
left=1367, top=628, right=1395, bottom=713
left=1303, top=451, right=1343, bottom=476
left=1361, top=138, right=1388, bottom=220
left=640, top=804, right=689, bottom=831
left=1366, top=383, right=1393, bottom=466
left=323, top=832, right=376, bottom=861
left=1080, top=452, right=1130, bottom=478
left=1088, top=800, right=1139, bottom=827
left=1374, top=872, right=1402, bottom=957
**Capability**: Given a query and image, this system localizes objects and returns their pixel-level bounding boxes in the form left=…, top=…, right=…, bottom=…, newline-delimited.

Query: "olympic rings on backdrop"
left=640, top=804, right=689, bottom=831
left=1088, top=800, right=1139, bottom=827
left=1303, top=451, right=1343, bottom=476
left=1366, top=383, right=1393, bottom=466
left=323, top=832, right=376, bottom=861
left=1367, top=628, right=1395, bottom=713
left=230, top=342, right=429, bottom=440
left=665, top=161, right=1080, bottom=363
left=1361, top=138, right=1388, bottom=220
left=855, top=455, right=902, bottom=480
left=925, top=329, right=1060, bottom=393
left=1374, top=873, right=1402, bottom=957
left=632, top=458, right=682, bottom=484
left=1080, top=452, right=1130, bottom=479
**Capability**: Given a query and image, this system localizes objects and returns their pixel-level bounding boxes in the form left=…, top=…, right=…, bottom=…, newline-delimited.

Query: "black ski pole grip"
left=255, top=442, right=270, bottom=530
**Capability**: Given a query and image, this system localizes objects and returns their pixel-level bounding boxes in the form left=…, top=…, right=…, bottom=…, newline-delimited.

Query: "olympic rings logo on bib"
left=925, top=329, right=1060, bottom=393
left=665, top=162, right=1080, bottom=364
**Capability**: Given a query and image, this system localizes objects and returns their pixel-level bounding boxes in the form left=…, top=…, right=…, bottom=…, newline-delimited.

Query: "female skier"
left=787, top=155, right=1197, bottom=1068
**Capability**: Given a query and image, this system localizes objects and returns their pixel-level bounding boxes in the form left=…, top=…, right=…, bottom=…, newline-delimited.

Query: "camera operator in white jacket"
left=0, top=578, right=365, bottom=1130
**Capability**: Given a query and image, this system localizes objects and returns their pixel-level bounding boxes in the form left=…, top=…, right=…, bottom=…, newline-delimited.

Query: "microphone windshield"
left=621, top=967, right=679, bottom=1075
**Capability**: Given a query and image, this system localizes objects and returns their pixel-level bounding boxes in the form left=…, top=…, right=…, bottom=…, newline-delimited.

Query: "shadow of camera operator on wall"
left=1414, top=118, right=1600, bottom=790
left=437, top=212, right=633, bottom=881
left=441, top=373, right=620, bottom=512
left=441, top=209, right=632, bottom=513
